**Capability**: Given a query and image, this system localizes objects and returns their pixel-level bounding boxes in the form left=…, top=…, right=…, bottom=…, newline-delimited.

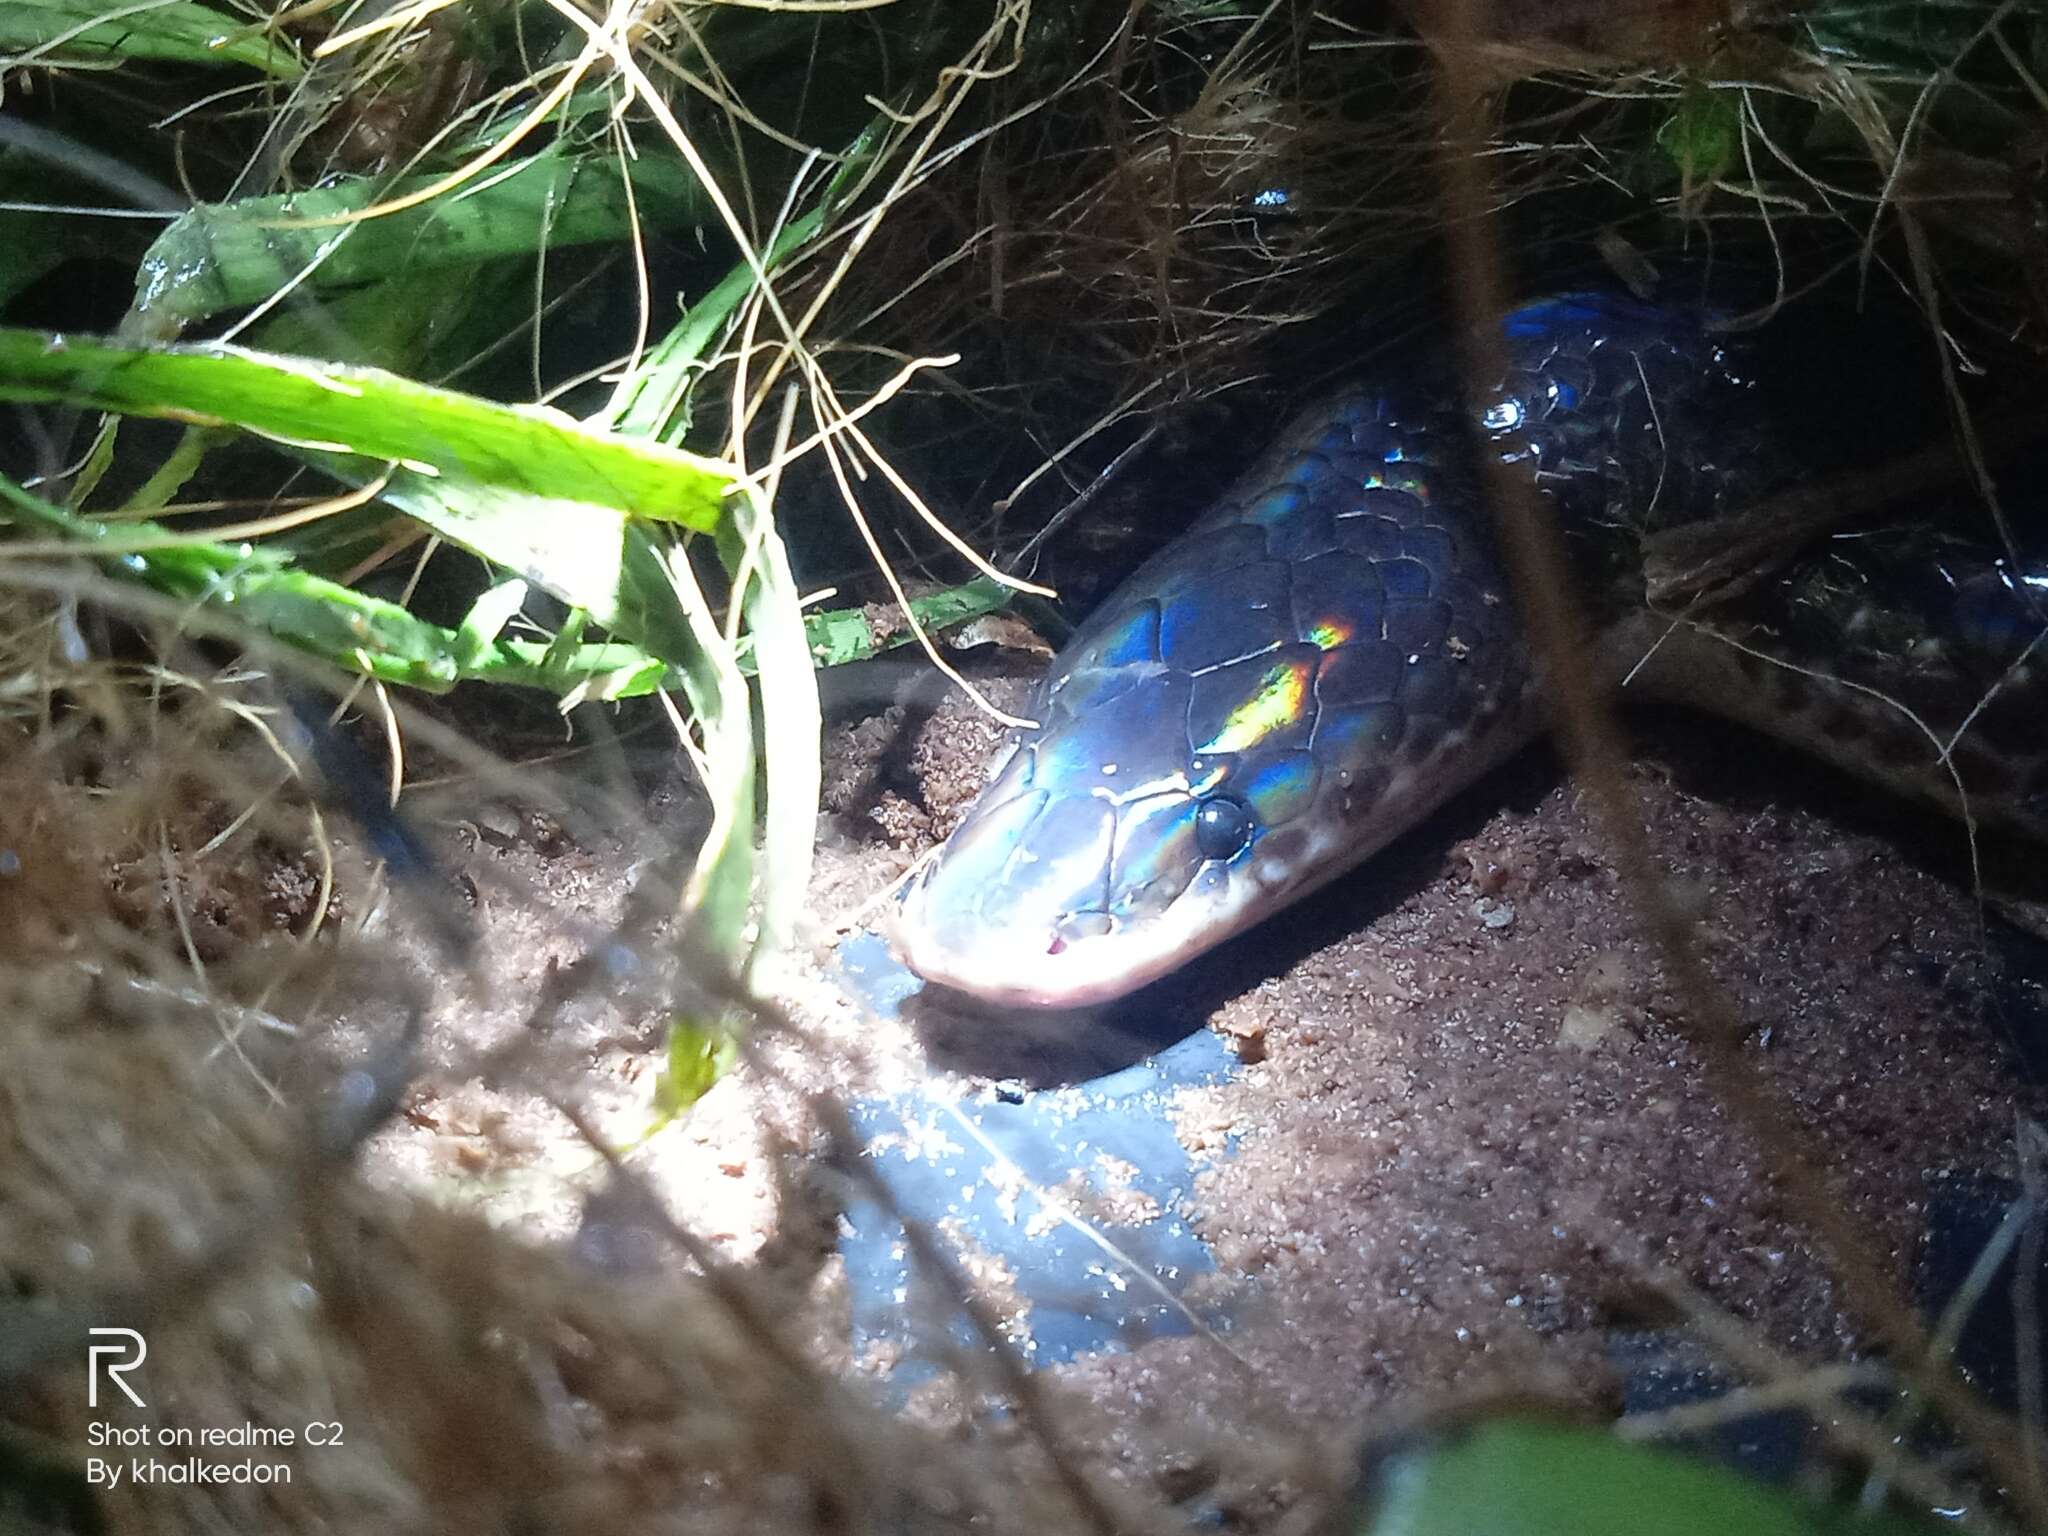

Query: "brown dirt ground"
left=345, top=657, right=2044, bottom=1472
left=798, top=671, right=2044, bottom=1509
left=7, top=643, right=2041, bottom=1530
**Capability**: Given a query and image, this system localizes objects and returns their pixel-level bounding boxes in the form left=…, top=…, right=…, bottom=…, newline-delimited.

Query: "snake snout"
left=888, top=790, right=1120, bottom=1007
left=889, top=775, right=1265, bottom=1008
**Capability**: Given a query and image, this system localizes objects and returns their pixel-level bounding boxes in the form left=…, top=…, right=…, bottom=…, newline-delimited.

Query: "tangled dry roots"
left=2, top=913, right=1106, bottom=1536
left=0, top=634, right=1085, bottom=1536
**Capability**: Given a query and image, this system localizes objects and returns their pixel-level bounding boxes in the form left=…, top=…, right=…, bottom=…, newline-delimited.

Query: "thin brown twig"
left=808, top=1075, right=1150, bottom=1536
left=545, top=1093, right=888, bottom=1496
left=2016, top=1122, right=2047, bottom=1505
left=1570, top=1207, right=2018, bottom=1534
left=1419, top=1, right=2048, bottom=1522
left=1006, top=420, right=1162, bottom=577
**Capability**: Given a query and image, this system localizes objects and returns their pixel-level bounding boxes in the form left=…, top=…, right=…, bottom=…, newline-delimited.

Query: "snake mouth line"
left=886, top=883, right=1214, bottom=1010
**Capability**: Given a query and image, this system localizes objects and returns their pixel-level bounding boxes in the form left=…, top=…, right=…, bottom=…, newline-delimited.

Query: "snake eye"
left=1194, top=795, right=1256, bottom=861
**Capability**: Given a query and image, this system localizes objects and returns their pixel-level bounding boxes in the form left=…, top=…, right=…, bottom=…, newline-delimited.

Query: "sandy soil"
left=296, top=646, right=2045, bottom=1519
left=810, top=676, right=2041, bottom=1500
left=5, top=621, right=2040, bottom=1532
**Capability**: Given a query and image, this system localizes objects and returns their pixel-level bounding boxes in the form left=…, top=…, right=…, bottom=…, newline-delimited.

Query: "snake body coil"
left=892, top=295, right=2048, bottom=1008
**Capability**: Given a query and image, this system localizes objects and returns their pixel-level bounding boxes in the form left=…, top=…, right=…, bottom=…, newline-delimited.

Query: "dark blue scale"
left=1398, top=656, right=1464, bottom=719
left=1242, top=483, right=1339, bottom=562
left=1290, top=551, right=1382, bottom=643
left=1158, top=562, right=1293, bottom=673
left=995, top=794, right=1114, bottom=913
left=1436, top=574, right=1502, bottom=635
left=1036, top=671, right=1193, bottom=792
left=1184, top=645, right=1321, bottom=757
left=1346, top=419, right=1407, bottom=460
left=1377, top=557, right=1434, bottom=599
left=1045, top=659, right=1151, bottom=722
left=1401, top=523, right=1458, bottom=576
left=1077, top=600, right=1160, bottom=670
left=1108, top=793, right=1207, bottom=915
left=1317, top=641, right=1405, bottom=706
left=1236, top=749, right=1321, bottom=828
left=1275, top=449, right=1339, bottom=490
left=1385, top=597, right=1454, bottom=654
left=1309, top=701, right=1407, bottom=765
left=1334, top=514, right=1410, bottom=562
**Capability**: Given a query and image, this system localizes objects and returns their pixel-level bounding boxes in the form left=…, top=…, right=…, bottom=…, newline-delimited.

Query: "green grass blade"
left=0, top=329, right=734, bottom=535
left=116, top=424, right=217, bottom=514
left=454, top=577, right=530, bottom=665
left=767, top=574, right=1018, bottom=669
left=2, top=473, right=468, bottom=689
left=1359, top=1419, right=1950, bottom=1536
left=722, top=488, right=819, bottom=981
left=638, top=533, right=755, bottom=960
left=601, top=206, right=826, bottom=443
left=0, top=0, right=303, bottom=75
left=0, top=475, right=676, bottom=699
left=649, top=1014, right=739, bottom=1127
left=132, top=151, right=709, bottom=331
left=0, top=462, right=1012, bottom=696
left=601, top=121, right=880, bottom=442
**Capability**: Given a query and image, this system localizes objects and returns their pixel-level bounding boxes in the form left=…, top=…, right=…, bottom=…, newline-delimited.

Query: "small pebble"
left=1557, top=1004, right=1615, bottom=1050
left=1156, top=1455, right=1219, bottom=1503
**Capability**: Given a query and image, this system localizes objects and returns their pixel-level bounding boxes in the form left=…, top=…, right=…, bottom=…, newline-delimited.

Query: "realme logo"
left=87, top=1328, right=147, bottom=1409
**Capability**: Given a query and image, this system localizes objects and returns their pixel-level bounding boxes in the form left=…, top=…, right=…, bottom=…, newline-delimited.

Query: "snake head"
left=887, top=366, right=1546, bottom=1007
left=887, top=727, right=1274, bottom=1008
left=885, top=635, right=1356, bottom=1009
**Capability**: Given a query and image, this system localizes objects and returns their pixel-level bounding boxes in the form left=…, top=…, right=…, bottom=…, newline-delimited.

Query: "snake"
left=889, top=293, right=2048, bottom=1009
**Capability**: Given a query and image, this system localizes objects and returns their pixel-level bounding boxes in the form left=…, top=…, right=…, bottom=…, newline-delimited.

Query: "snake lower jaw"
left=884, top=917, right=1159, bottom=1010
left=886, top=884, right=1223, bottom=1009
